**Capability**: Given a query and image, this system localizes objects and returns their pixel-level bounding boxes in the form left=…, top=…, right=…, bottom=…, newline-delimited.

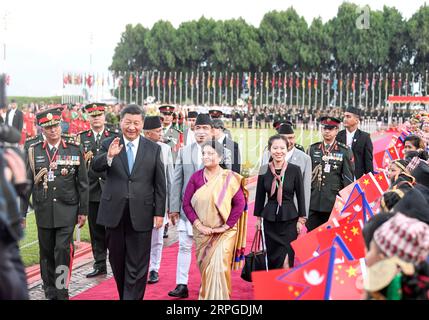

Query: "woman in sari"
left=182, top=139, right=247, bottom=300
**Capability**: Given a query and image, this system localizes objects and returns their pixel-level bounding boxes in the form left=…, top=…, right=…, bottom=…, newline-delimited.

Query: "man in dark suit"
left=336, top=106, right=373, bottom=179
left=212, top=119, right=241, bottom=173
left=92, top=104, right=166, bottom=300
left=78, top=103, right=119, bottom=278
left=6, top=99, right=24, bottom=132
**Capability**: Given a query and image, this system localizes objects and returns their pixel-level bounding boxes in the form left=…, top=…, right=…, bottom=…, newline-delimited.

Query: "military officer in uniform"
left=159, top=105, right=182, bottom=163
left=78, top=103, right=119, bottom=278
left=306, top=117, right=354, bottom=231
left=26, top=108, right=89, bottom=299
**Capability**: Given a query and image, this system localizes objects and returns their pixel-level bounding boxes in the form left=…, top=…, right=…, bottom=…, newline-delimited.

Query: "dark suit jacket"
left=221, top=136, right=241, bottom=174
left=337, top=129, right=373, bottom=179
left=254, top=163, right=305, bottom=222
left=79, top=128, right=119, bottom=202
left=92, top=135, right=166, bottom=232
left=6, top=109, right=23, bottom=132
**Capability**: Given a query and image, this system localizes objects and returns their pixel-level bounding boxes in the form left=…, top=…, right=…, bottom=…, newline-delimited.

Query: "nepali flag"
left=274, top=246, right=336, bottom=300
left=341, top=185, right=375, bottom=224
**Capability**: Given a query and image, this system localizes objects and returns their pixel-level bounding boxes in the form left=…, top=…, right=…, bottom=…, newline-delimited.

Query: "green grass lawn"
left=229, top=127, right=321, bottom=174
left=20, top=127, right=321, bottom=267
left=20, top=212, right=91, bottom=267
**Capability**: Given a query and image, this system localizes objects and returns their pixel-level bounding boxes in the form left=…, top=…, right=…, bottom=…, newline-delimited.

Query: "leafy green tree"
left=407, top=4, right=429, bottom=70
left=144, top=20, right=177, bottom=70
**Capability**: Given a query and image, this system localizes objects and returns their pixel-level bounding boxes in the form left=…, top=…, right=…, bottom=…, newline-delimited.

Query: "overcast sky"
left=1, top=0, right=426, bottom=97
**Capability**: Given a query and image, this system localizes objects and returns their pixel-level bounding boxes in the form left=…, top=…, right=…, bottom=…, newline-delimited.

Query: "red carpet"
left=73, top=202, right=256, bottom=300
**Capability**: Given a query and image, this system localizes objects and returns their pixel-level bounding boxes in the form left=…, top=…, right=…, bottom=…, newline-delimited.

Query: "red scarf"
left=269, top=161, right=288, bottom=207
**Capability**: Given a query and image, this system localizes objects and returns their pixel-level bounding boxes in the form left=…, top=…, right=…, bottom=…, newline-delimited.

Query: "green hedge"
left=9, top=96, right=62, bottom=106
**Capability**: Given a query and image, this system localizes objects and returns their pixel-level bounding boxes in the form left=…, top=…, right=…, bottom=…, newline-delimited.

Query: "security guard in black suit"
left=306, top=116, right=354, bottom=231
left=78, top=103, right=119, bottom=278
left=26, top=108, right=89, bottom=300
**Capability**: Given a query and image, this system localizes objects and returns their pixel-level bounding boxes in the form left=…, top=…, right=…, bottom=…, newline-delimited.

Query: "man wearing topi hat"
left=25, top=107, right=89, bottom=299
left=78, top=103, right=119, bottom=278
left=336, top=106, right=373, bottom=179
left=143, top=116, right=174, bottom=284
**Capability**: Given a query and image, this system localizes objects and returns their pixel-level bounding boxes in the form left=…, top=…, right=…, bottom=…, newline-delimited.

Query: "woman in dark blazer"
left=254, top=134, right=306, bottom=269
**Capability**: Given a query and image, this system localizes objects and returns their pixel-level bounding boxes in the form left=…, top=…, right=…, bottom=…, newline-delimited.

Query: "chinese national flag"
left=373, top=150, right=386, bottom=170
left=394, top=136, right=405, bottom=158
left=252, top=269, right=307, bottom=300
left=357, top=173, right=383, bottom=204
left=372, top=171, right=389, bottom=192
left=386, top=145, right=400, bottom=160
left=329, top=259, right=365, bottom=300
left=274, top=247, right=336, bottom=300
left=317, top=219, right=365, bottom=260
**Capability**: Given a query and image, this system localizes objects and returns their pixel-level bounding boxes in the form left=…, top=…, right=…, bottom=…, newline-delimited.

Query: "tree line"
left=110, top=2, right=429, bottom=74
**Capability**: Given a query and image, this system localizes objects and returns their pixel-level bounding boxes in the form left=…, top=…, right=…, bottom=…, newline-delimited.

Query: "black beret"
left=188, top=111, right=198, bottom=118
left=277, top=123, right=294, bottom=135
left=143, top=116, right=162, bottom=130
left=345, top=106, right=362, bottom=117
left=195, top=113, right=213, bottom=127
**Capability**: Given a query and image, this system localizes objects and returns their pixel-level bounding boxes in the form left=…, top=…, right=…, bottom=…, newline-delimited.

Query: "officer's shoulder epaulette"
left=336, top=141, right=349, bottom=149
left=64, top=139, right=81, bottom=147
left=78, top=129, right=91, bottom=136
left=295, top=143, right=304, bottom=150
left=26, top=135, right=39, bottom=142
left=172, top=127, right=182, bottom=134
left=107, top=127, right=120, bottom=134
left=310, top=141, right=322, bottom=147
left=29, top=140, right=43, bottom=148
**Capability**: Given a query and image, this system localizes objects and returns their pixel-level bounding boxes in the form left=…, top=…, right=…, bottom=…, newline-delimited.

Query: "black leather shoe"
left=168, top=284, right=189, bottom=298
left=148, top=270, right=159, bottom=284
left=86, top=268, right=107, bottom=278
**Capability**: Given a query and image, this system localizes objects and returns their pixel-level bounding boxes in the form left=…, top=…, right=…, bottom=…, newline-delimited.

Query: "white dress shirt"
left=7, top=108, right=16, bottom=127
left=196, top=143, right=202, bottom=168
left=346, top=129, right=357, bottom=148
left=186, top=128, right=196, bottom=145
left=285, top=147, right=294, bottom=162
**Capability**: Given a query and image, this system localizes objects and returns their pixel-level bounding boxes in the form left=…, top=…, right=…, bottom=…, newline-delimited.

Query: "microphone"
left=0, top=125, right=22, bottom=144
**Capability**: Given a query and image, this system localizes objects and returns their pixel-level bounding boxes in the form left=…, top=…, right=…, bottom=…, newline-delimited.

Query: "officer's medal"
left=324, top=163, right=331, bottom=173
left=61, top=168, right=69, bottom=176
left=47, top=169, right=55, bottom=182
left=49, top=161, right=57, bottom=170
